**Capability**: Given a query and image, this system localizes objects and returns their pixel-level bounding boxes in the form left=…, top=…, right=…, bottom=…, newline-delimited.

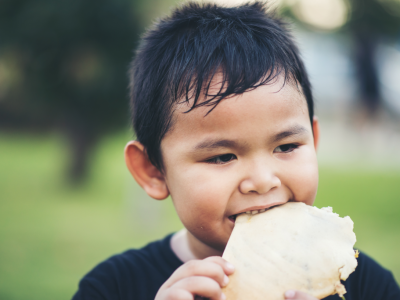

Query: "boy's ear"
left=124, top=141, right=169, bottom=200
left=312, top=116, right=320, bottom=151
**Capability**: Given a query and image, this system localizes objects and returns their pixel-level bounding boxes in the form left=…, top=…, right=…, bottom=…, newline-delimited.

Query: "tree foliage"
left=0, top=0, right=143, bottom=182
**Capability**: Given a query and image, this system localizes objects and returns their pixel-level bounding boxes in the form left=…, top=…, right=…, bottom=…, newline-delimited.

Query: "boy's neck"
left=171, top=229, right=223, bottom=262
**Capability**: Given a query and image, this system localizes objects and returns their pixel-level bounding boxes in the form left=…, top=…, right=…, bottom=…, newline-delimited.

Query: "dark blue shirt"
left=72, top=234, right=400, bottom=300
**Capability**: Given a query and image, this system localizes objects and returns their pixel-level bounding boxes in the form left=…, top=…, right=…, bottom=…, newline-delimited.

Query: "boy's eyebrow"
left=193, top=125, right=308, bottom=151
left=272, top=125, right=308, bottom=143
left=193, top=139, right=242, bottom=151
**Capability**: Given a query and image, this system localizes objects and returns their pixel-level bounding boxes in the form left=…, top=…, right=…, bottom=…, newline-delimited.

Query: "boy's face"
left=160, top=76, right=319, bottom=253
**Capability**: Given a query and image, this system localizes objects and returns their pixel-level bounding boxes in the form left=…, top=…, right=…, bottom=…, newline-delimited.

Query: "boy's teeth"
left=245, top=209, right=267, bottom=215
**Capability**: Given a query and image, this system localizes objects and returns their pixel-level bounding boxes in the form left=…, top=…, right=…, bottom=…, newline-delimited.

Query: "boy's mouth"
left=228, top=215, right=238, bottom=222
left=228, top=204, right=283, bottom=223
left=228, top=209, right=266, bottom=223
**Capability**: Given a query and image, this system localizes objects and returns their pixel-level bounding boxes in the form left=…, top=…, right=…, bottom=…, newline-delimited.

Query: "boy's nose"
left=239, top=165, right=281, bottom=195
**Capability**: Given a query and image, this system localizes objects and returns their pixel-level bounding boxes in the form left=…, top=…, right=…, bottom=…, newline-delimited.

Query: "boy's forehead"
left=167, top=74, right=309, bottom=140
left=174, top=74, right=307, bottom=117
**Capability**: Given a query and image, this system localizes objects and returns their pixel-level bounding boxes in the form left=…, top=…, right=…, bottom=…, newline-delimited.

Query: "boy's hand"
left=155, top=256, right=234, bottom=300
left=284, top=290, right=319, bottom=300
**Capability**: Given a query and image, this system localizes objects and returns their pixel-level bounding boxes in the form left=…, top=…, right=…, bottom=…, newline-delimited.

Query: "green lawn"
left=0, top=132, right=399, bottom=300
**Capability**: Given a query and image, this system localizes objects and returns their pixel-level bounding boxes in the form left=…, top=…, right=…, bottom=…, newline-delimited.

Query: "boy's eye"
left=274, top=143, right=299, bottom=153
left=206, top=153, right=237, bottom=164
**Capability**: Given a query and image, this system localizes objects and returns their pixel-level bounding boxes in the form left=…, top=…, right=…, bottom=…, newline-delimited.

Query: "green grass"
left=315, top=168, right=400, bottom=281
left=0, top=132, right=399, bottom=300
left=0, top=132, right=182, bottom=300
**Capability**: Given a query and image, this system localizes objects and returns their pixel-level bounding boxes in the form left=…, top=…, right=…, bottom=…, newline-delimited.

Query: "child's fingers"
left=158, top=288, right=192, bottom=300
left=163, top=260, right=230, bottom=289
left=203, top=256, right=235, bottom=275
left=171, top=276, right=225, bottom=300
left=155, top=289, right=193, bottom=300
left=284, top=290, right=319, bottom=300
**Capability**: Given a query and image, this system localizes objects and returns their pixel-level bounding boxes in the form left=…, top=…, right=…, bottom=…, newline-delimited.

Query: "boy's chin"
left=190, top=230, right=231, bottom=255
left=205, top=239, right=228, bottom=255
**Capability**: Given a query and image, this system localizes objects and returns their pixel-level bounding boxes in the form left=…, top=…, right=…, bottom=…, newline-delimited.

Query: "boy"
left=73, top=2, right=400, bottom=300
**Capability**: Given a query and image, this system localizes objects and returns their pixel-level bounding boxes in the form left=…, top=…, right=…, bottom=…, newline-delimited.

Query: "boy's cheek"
left=289, top=170, right=318, bottom=205
left=175, top=193, right=234, bottom=252
left=284, top=152, right=319, bottom=203
left=173, top=187, right=229, bottom=225
left=168, top=163, right=234, bottom=201
left=169, top=176, right=234, bottom=251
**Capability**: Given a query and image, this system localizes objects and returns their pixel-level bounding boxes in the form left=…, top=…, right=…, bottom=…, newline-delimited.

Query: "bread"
left=222, top=202, right=358, bottom=300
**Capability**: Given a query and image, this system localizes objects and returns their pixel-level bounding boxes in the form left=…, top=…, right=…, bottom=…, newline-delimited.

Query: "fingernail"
left=225, top=262, right=235, bottom=272
left=223, top=274, right=229, bottom=286
left=285, top=290, right=296, bottom=299
left=220, top=292, right=226, bottom=300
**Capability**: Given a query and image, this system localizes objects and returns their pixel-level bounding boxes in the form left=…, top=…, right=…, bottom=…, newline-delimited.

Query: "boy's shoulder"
left=72, top=233, right=183, bottom=300
left=347, top=251, right=400, bottom=299
left=324, top=251, right=400, bottom=300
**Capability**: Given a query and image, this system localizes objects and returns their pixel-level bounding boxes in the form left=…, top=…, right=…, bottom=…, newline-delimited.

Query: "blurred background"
left=0, top=0, right=399, bottom=299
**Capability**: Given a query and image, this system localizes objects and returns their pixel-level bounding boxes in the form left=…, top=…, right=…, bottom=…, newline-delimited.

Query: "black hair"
left=129, top=1, right=313, bottom=171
